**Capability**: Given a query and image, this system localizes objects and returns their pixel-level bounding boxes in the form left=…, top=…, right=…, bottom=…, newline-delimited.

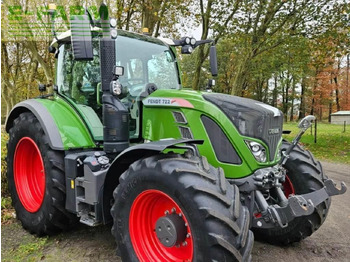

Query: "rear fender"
left=101, top=138, right=203, bottom=224
left=5, top=99, right=96, bottom=150
left=5, top=99, right=64, bottom=150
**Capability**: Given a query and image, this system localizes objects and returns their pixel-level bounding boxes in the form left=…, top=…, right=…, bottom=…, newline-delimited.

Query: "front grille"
left=263, top=116, right=282, bottom=160
left=203, top=93, right=283, bottom=161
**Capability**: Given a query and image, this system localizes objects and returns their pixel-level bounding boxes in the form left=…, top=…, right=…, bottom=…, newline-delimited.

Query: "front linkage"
left=234, top=116, right=347, bottom=230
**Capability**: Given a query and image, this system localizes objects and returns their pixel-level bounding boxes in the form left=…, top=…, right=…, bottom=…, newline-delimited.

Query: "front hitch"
left=253, top=178, right=347, bottom=229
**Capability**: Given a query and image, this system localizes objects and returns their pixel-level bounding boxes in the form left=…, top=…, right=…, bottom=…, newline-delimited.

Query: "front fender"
left=101, top=138, right=203, bottom=223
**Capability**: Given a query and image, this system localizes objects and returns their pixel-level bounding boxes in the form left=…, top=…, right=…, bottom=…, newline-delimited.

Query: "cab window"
left=57, top=41, right=101, bottom=111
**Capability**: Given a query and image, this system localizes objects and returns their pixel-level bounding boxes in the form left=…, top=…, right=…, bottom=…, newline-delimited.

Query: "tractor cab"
left=52, top=28, right=181, bottom=142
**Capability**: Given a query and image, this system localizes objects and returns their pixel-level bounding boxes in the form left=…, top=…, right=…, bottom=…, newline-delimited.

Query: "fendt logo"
left=268, top=128, right=280, bottom=135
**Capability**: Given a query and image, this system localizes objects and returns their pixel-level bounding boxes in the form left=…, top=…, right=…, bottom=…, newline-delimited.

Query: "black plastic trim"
left=201, top=115, right=242, bottom=165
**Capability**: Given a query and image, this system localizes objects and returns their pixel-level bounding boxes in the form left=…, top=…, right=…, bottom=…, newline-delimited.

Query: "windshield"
left=115, top=35, right=180, bottom=97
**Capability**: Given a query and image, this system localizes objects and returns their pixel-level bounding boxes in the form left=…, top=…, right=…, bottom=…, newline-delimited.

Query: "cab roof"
left=50, top=28, right=174, bottom=48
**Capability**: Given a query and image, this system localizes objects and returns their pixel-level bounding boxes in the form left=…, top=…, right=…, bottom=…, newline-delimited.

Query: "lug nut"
left=171, top=207, right=176, bottom=213
left=164, top=210, right=169, bottom=215
left=182, top=241, right=187, bottom=246
left=186, top=233, right=191, bottom=238
left=179, top=213, right=182, bottom=217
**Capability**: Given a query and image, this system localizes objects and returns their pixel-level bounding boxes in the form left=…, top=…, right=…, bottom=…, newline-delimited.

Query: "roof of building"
left=331, top=111, right=350, bottom=116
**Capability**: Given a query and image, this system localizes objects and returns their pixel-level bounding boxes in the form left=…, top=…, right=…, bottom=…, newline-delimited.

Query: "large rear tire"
left=7, top=112, right=78, bottom=235
left=111, top=153, right=254, bottom=261
left=253, top=141, right=331, bottom=245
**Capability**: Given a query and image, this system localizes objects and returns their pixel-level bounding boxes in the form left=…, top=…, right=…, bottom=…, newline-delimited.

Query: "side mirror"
left=209, top=46, right=218, bottom=77
left=70, top=15, right=93, bottom=61
left=298, top=115, right=316, bottom=130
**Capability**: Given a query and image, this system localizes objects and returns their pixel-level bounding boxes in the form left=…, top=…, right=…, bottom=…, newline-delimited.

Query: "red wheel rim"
left=14, top=137, right=46, bottom=213
left=283, top=174, right=295, bottom=197
left=129, top=189, right=193, bottom=262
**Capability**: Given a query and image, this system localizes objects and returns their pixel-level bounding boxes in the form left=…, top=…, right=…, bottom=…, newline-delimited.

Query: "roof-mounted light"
left=48, top=3, right=56, bottom=13
left=172, top=37, right=213, bottom=54
left=110, top=18, right=117, bottom=28
left=181, top=45, right=193, bottom=54
left=190, top=38, right=196, bottom=46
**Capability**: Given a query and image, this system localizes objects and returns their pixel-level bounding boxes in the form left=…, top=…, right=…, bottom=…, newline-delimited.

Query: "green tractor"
left=5, top=4, right=346, bottom=262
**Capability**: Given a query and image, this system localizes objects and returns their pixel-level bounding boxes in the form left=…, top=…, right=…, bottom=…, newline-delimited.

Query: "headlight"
left=245, top=140, right=267, bottom=163
left=110, top=80, right=122, bottom=96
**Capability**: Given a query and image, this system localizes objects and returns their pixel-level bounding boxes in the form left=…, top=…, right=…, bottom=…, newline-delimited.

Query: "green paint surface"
left=142, top=89, right=281, bottom=178
left=37, top=97, right=96, bottom=149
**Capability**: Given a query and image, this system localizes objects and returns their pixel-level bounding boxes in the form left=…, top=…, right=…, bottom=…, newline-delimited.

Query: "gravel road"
left=1, top=161, right=349, bottom=261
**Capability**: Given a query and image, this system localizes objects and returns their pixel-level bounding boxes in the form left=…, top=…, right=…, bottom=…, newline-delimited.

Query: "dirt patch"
left=2, top=161, right=349, bottom=261
left=1, top=221, right=120, bottom=262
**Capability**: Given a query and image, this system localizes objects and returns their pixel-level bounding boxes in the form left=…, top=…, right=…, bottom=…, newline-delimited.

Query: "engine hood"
left=203, top=93, right=283, bottom=161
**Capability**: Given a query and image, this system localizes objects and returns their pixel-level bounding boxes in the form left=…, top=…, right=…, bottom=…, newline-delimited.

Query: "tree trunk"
left=289, top=77, right=295, bottom=122
left=25, top=41, right=53, bottom=84
left=192, top=0, right=212, bottom=90
left=272, top=75, right=278, bottom=107
left=346, top=54, right=349, bottom=109
left=263, top=79, right=269, bottom=103
left=328, top=78, right=333, bottom=123
left=334, top=77, right=340, bottom=112
left=310, top=68, right=319, bottom=116
left=1, top=85, right=11, bottom=123
left=231, top=56, right=250, bottom=96
left=298, top=76, right=305, bottom=120
left=283, top=71, right=290, bottom=122
left=192, top=45, right=206, bottom=90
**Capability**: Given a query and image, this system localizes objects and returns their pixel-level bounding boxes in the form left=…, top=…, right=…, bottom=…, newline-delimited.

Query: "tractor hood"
left=203, top=93, right=283, bottom=161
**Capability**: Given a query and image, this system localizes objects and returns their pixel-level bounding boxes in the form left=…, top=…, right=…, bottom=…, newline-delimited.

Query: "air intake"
left=172, top=111, right=187, bottom=124
left=179, top=126, right=193, bottom=139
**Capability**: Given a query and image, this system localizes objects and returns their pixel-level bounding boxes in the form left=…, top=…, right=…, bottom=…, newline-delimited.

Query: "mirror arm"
left=280, top=115, right=315, bottom=165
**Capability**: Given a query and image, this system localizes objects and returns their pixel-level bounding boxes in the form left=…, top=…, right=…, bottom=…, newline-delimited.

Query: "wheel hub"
left=155, top=213, right=187, bottom=247
left=129, top=189, right=193, bottom=261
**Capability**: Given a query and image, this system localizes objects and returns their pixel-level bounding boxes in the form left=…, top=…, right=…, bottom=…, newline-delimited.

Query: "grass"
left=283, top=122, right=350, bottom=164
left=1, top=196, right=14, bottom=224
left=5, top=238, right=48, bottom=262
left=1, top=222, right=49, bottom=262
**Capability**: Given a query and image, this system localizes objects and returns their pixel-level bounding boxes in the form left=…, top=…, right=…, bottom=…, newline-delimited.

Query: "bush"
left=1, top=128, right=9, bottom=196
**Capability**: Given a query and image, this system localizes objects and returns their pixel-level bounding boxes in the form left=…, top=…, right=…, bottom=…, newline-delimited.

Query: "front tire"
left=253, top=141, right=331, bottom=245
left=111, top=154, right=254, bottom=262
left=7, top=112, right=77, bottom=235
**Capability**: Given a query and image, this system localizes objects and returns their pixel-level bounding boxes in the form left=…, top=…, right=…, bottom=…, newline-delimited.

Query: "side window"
left=57, top=41, right=101, bottom=108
